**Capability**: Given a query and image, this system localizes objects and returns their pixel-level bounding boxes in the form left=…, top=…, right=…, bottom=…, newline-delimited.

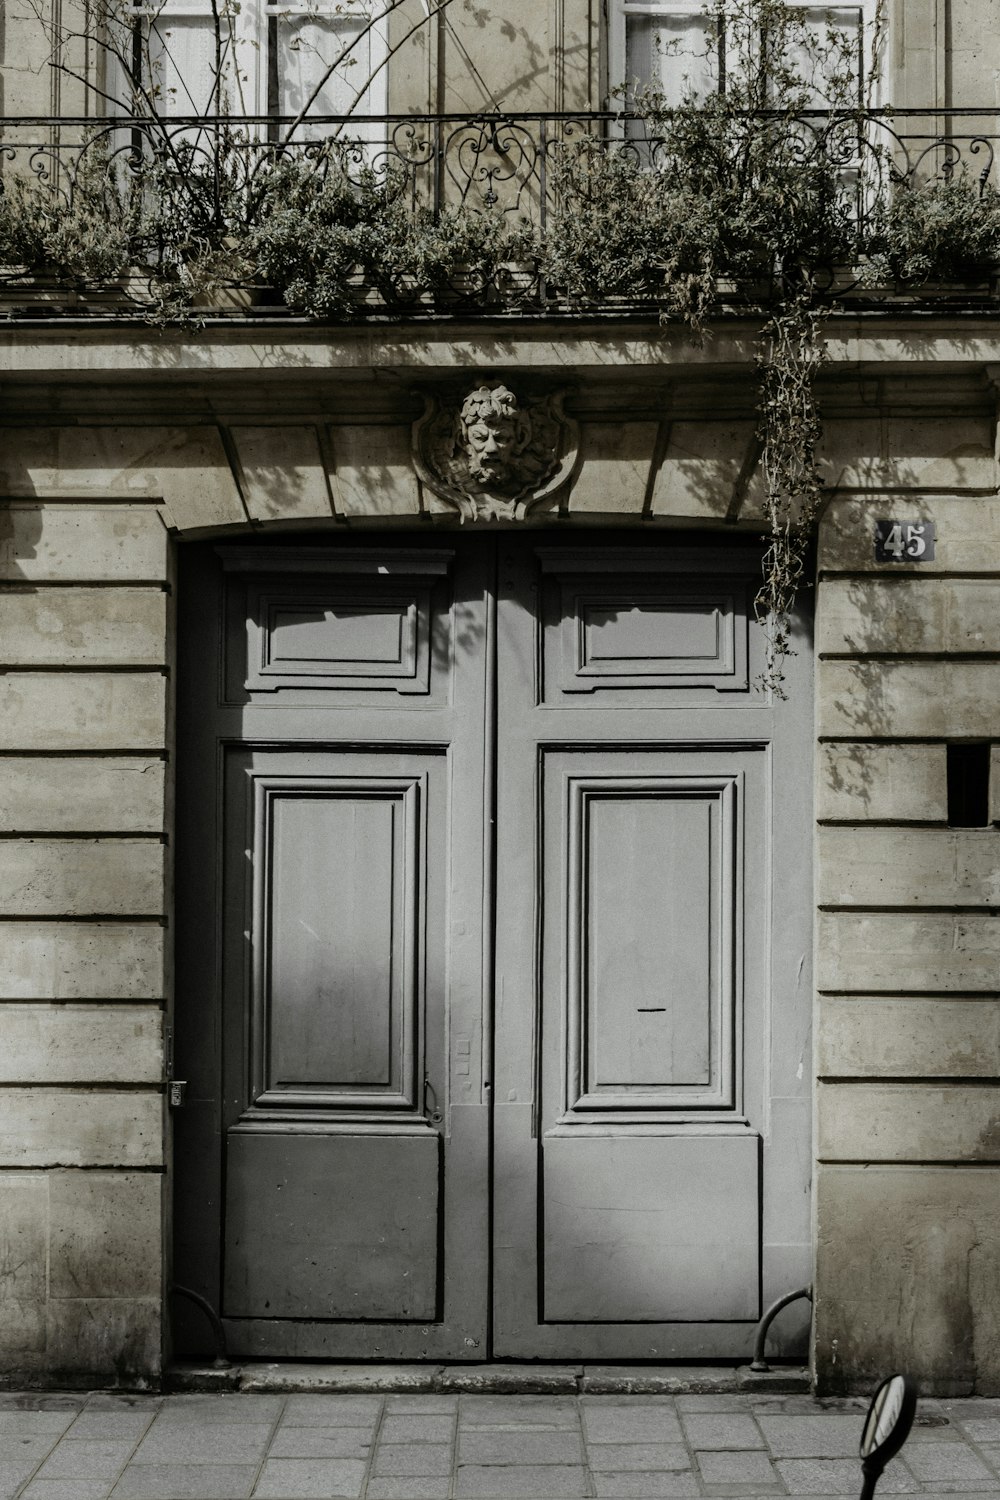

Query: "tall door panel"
left=221, top=749, right=447, bottom=1328
left=174, top=541, right=492, bottom=1360
left=492, top=543, right=813, bottom=1358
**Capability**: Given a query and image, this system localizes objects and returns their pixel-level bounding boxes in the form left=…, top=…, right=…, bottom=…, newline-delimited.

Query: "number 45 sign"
left=875, top=520, right=936, bottom=563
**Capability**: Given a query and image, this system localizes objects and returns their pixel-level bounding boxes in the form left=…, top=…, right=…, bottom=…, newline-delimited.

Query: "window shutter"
left=613, top=2, right=720, bottom=104
left=142, top=0, right=264, bottom=117
left=266, top=2, right=387, bottom=136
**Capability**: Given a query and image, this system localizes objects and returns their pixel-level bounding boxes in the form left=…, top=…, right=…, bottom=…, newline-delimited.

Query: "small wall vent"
left=947, top=743, right=991, bottom=828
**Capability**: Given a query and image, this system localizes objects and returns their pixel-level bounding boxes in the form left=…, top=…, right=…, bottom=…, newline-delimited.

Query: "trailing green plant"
left=862, top=172, right=1000, bottom=286
left=0, top=155, right=138, bottom=285
left=755, top=292, right=825, bottom=674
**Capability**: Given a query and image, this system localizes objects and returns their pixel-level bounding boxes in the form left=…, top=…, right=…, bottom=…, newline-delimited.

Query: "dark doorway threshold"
left=166, top=1363, right=810, bottom=1395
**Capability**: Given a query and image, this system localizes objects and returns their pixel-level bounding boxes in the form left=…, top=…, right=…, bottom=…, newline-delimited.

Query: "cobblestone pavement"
left=2, top=1390, right=1000, bottom=1500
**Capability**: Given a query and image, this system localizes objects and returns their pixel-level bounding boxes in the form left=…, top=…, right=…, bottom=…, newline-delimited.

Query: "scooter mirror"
left=859, top=1374, right=917, bottom=1500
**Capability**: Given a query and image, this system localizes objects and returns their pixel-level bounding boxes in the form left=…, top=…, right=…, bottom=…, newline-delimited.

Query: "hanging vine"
left=755, top=294, right=826, bottom=691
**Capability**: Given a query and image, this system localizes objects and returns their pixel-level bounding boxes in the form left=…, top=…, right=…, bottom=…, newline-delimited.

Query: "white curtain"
left=623, top=11, right=718, bottom=103
left=142, top=0, right=386, bottom=127
left=271, top=5, right=386, bottom=136
left=147, top=0, right=263, bottom=116
left=615, top=1, right=876, bottom=106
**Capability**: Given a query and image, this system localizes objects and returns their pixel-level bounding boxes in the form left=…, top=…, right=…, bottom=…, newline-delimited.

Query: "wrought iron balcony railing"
left=1, top=108, right=999, bottom=315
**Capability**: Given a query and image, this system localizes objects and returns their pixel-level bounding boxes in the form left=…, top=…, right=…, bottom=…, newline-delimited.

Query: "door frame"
left=170, top=528, right=814, bottom=1364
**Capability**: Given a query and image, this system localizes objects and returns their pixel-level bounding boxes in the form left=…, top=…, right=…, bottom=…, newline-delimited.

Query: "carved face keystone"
left=413, top=380, right=581, bottom=523
left=465, top=414, right=519, bottom=483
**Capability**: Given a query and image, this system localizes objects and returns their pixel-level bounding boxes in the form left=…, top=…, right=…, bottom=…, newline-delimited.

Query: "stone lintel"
left=2, top=317, right=1000, bottom=383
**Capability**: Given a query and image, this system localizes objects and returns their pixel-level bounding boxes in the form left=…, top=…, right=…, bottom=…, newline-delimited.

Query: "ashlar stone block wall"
left=0, top=500, right=168, bottom=1387
left=814, top=473, right=1000, bottom=1395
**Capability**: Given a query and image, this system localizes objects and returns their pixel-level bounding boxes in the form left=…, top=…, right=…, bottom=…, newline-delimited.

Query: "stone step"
left=167, top=1363, right=811, bottom=1396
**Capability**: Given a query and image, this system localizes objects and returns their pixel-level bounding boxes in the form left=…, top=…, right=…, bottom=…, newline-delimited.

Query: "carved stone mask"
left=413, top=381, right=580, bottom=522
left=459, top=386, right=531, bottom=488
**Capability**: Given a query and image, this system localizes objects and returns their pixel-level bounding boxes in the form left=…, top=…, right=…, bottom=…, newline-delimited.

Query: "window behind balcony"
left=266, top=3, right=387, bottom=134
left=130, top=0, right=387, bottom=135
left=609, top=1, right=881, bottom=110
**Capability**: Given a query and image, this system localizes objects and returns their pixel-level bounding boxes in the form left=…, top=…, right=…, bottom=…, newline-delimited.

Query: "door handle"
left=423, top=1076, right=443, bottom=1126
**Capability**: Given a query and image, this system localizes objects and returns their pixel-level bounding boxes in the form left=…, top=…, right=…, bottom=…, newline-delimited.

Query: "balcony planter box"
left=0, top=270, right=154, bottom=314
left=341, top=271, right=424, bottom=313
left=495, top=258, right=542, bottom=307
left=0, top=269, right=276, bottom=317
left=191, top=282, right=265, bottom=313
left=890, top=272, right=1000, bottom=303
left=715, top=275, right=778, bottom=305
left=0, top=276, right=80, bottom=313
left=843, top=274, right=1000, bottom=306
left=427, top=265, right=496, bottom=311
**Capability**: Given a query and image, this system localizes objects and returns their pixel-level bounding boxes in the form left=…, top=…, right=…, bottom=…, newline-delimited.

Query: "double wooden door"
left=173, top=534, right=812, bottom=1362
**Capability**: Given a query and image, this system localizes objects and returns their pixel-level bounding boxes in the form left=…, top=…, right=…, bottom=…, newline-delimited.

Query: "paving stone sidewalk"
left=2, top=1390, right=999, bottom=1500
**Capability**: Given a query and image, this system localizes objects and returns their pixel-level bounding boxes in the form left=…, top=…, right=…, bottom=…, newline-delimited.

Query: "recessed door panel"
left=587, top=792, right=713, bottom=1094
left=219, top=547, right=452, bottom=704
left=539, top=549, right=751, bottom=699
left=563, top=770, right=737, bottom=1109
left=542, top=1134, right=759, bottom=1321
left=249, top=590, right=430, bottom=694
left=257, top=775, right=422, bottom=1107
left=269, top=600, right=407, bottom=666
left=224, top=1131, right=439, bottom=1319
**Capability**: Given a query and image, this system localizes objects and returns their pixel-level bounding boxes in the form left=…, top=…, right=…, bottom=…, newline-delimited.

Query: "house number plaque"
left=875, top=520, right=936, bottom=562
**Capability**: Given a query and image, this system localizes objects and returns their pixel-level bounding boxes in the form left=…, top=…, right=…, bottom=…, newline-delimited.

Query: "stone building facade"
left=1, top=0, right=1000, bottom=1396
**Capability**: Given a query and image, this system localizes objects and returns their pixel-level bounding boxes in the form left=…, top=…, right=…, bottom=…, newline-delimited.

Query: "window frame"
left=606, top=0, right=884, bottom=113
left=125, top=0, right=388, bottom=129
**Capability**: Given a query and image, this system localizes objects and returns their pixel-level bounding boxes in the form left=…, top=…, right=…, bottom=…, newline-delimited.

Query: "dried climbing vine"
left=755, top=295, right=826, bottom=692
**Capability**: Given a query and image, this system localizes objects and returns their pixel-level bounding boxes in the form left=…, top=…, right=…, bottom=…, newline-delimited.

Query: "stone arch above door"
left=0, top=397, right=776, bottom=536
